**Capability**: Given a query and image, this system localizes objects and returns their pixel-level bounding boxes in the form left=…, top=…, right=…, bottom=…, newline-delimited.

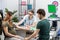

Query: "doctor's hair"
left=28, top=10, right=34, bottom=14
left=37, top=9, right=46, bottom=16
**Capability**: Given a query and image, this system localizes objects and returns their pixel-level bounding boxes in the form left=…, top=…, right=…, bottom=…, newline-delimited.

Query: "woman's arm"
left=15, top=25, right=30, bottom=31
left=3, top=26, right=21, bottom=39
left=3, top=27, right=20, bottom=38
left=15, top=25, right=26, bottom=30
left=3, top=26, right=16, bottom=37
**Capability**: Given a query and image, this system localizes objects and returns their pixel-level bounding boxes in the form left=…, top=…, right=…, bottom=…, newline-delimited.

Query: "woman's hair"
left=4, top=11, right=12, bottom=21
left=37, top=9, right=46, bottom=16
left=7, top=11, right=12, bottom=16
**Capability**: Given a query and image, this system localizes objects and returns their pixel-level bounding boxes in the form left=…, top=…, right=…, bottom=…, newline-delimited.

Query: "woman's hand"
left=14, top=35, right=24, bottom=40
left=25, top=37, right=29, bottom=40
left=26, top=25, right=30, bottom=29
left=14, top=35, right=20, bottom=39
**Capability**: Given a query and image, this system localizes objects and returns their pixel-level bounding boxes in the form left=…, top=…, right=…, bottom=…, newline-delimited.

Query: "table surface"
left=16, top=26, right=34, bottom=37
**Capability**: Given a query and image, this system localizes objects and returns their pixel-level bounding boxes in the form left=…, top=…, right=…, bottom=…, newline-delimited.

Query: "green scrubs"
left=37, top=19, right=50, bottom=40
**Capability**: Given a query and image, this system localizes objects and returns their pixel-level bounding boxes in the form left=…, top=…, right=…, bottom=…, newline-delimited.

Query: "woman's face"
left=5, top=14, right=11, bottom=20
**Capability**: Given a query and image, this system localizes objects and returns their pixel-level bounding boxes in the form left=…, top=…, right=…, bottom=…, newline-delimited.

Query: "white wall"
left=36, top=0, right=60, bottom=18
left=1, top=0, right=18, bottom=16
left=6, top=0, right=18, bottom=11
left=1, top=0, right=60, bottom=17
left=0, top=0, right=2, bottom=9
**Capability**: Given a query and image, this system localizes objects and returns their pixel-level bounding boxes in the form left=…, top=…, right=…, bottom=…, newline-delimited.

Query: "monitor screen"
left=48, top=5, right=56, bottom=13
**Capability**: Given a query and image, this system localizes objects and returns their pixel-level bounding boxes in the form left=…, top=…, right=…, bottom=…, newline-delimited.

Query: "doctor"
left=17, top=10, right=37, bottom=29
left=25, top=9, right=50, bottom=40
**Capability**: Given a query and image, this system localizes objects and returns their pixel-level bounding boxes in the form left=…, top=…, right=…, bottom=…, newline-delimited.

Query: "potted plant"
left=5, top=8, right=19, bottom=22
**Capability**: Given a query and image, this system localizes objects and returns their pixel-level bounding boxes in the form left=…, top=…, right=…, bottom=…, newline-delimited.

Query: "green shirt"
left=3, top=21, right=17, bottom=38
left=37, top=19, right=50, bottom=40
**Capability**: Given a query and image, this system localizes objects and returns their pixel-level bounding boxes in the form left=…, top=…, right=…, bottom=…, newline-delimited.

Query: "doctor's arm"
left=16, top=15, right=26, bottom=26
left=25, top=29, right=40, bottom=40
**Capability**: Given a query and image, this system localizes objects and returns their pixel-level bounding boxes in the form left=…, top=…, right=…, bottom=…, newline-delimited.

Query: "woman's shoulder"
left=2, top=21, right=8, bottom=25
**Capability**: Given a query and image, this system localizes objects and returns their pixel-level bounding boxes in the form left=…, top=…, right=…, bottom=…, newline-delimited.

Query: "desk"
left=16, top=26, right=38, bottom=40
left=16, top=29, right=26, bottom=37
left=16, top=26, right=27, bottom=37
left=16, top=26, right=35, bottom=38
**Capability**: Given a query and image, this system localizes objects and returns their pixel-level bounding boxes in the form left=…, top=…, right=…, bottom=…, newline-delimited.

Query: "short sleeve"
left=36, top=22, right=41, bottom=29
left=2, top=22, right=8, bottom=27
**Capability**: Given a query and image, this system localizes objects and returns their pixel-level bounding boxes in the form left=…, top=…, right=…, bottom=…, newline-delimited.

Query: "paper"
left=30, top=27, right=36, bottom=31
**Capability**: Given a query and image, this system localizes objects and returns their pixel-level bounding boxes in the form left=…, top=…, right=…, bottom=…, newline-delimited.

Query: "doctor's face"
left=37, top=13, right=42, bottom=19
left=28, top=12, right=33, bottom=17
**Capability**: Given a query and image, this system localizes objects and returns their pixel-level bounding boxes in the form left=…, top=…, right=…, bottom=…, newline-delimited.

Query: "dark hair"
left=37, top=9, right=46, bottom=16
left=7, top=11, right=12, bottom=16
left=29, top=10, right=34, bottom=14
